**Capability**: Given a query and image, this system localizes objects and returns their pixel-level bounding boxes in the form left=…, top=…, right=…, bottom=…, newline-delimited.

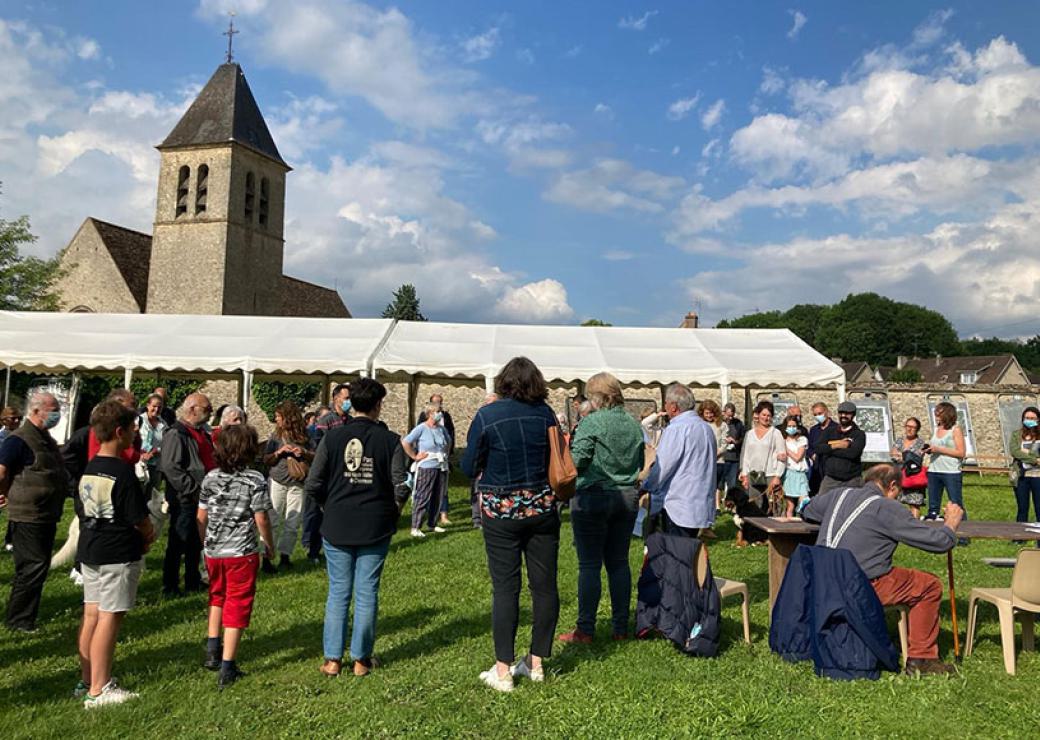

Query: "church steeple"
left=159, top=63, right=288, bottom=168
left=147, top=61, right=289, bottom=316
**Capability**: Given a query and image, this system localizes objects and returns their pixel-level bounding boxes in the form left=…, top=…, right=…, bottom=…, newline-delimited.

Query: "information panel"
left=849, top=393, right=895, bottom=463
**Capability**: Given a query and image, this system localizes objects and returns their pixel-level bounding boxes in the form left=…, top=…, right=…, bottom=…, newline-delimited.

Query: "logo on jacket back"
left=343, top=438, right=373, bottom=484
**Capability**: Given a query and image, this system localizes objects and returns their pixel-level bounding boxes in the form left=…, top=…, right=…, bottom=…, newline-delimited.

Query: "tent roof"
left=0, top=312, right=392, bottom=375
left=0, top=313, right=845, bottom=388
left=371, top=321, right=845, bottom=387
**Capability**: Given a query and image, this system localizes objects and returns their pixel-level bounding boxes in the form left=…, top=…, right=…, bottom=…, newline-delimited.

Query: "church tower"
left=146, top=63, right=289, bottom=315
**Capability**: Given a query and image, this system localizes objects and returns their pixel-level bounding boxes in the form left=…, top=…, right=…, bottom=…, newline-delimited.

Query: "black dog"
left=723, top=486, right=769, bottom=546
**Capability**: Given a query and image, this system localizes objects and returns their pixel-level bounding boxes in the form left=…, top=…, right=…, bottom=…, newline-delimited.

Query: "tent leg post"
left=407, top=377, right=419, bottom=429
left=123, top=367, right=132, bottom=391
left=720, top=383, right=730, bottom=407
left=3, top=367, right=10, bottom=407
left=838, top=382, right=847, bottom=403
left=484, top=376, right=494, bottom=393
left=321, top=374, right=331, bottom=406
left=242, top=371, right=253, bottom=410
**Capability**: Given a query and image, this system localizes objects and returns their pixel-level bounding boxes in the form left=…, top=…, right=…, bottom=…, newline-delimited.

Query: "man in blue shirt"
left=641, top=384, right=717, bottom=538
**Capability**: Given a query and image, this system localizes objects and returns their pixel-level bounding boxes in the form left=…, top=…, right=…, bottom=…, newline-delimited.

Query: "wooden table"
left=746, top=516, right=1039, bottom=617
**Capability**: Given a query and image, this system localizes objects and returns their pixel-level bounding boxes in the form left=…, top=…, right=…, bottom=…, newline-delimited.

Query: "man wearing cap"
left=813, top=401, right=867, bottom=496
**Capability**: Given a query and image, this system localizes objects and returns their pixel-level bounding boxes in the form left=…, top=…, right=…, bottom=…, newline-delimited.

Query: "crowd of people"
left=0, top=362, right=1036, bottom=705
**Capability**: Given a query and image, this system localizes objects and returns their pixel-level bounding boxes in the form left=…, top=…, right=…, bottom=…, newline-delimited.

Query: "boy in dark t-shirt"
left=75, top=401, right=155, bottom=709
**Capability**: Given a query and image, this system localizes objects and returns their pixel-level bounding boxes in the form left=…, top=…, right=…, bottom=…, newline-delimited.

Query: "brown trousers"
left=871, top=566, right=943, bottom=659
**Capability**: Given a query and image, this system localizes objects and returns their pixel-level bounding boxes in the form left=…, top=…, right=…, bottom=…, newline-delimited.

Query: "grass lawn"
left=0, top=474, right=1037, bottom=738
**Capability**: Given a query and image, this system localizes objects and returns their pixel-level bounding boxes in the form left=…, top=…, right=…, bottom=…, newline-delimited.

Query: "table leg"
left=768, top=533, right=814, bottom=614
left=947, top=550, right=960, bottom=660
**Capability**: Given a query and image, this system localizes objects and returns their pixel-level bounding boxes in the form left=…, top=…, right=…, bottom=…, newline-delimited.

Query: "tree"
left=381, top=284, right=426, bottom=321
left=960, top=335, right=1040, bottom=375
left=1, top=212, right=62, bottom=311
left=581, top=318, right=612, bottom=327
left=887, top=368, right=923, bottom=383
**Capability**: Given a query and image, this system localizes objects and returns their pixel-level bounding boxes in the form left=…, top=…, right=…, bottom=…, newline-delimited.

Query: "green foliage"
left=718, top=293, right=960, bottom=366
left=888, top=368, right=924, bottom=383
left=0, top=478, right=1037, bottom=736
left=129, top=376, right=203, bottom=411
left=251, top=379, right=321, bottom=421
left=0, top=210, right=63, bottom=311
left=581, top=318, right=613, bottom=326
left=381, top=283, right=427, bottom=321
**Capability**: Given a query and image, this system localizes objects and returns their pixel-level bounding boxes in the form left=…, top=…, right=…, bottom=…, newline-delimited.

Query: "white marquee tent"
left=0, top=312, right=846, bottom=408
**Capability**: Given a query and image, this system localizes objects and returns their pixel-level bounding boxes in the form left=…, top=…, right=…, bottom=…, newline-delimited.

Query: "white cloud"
left=476, top=116, right=572, bottom=169
left=787, top=9, right=807, bottom=40
left=648, top=38, right=670, bottom=55
left=671, top=145, right=680, bottom=156
left=700, top=99, right=725, bottom=130
left=759, top=66, right=785, bottom=95
left=516, top=48, right=535, bottom=65
left=602, top=249, right=635, bottom=261
left=593, top=102, right=613, bottom=118
left=564, top=45, right=583, bottom=59
left=545, top=159, right=684, bottom=214
left=667, top=94, right=700, bottom=121
left=495, top=279, right=574, bottom=322
left=682, top=197, right=1040, bottom=332
left=461, top=27, right=500, bottom=63
left=76, top=38, right=100, bottom=60
left=618, top=11, right=658, bottom=31
left=701, top=139, right=720, bottom=158
left=199, top=0, right=484, bottom=130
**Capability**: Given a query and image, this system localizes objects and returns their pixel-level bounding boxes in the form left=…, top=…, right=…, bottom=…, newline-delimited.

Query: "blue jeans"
left=322, top=537, right=390, bottom=662
left=1014, top=476, right=1040, bottom=523
left=570, top=487, right=639, bottom=636
left=927, top=472, right=966, bottom=518
left=720, top=461, right=740, bottom=492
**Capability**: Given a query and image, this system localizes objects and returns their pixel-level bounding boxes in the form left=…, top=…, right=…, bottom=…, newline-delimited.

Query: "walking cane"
left=947, top=550, right=961, bottom=660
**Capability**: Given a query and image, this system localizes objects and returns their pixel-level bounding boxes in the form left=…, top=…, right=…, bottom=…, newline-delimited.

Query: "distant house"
left=840, top=361, right=877, bottom=385
left=877, top=354, right=1032, bottom=386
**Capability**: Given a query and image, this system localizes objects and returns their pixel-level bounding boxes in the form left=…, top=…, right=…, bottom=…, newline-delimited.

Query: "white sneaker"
left=433, top=526, right=446, bottom=533
left=510, top=656, right=544, bottom=682
left=83, top=679, right=139, bottom=709
left=69, top=568, right=84, bottom=587
left=479, top=666, right=514, bottom=692
left=410, top=529, right=426, bottom=538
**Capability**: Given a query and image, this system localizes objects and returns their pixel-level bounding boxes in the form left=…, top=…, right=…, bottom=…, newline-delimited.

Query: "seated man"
left=801, top=464, right=963, bottom=676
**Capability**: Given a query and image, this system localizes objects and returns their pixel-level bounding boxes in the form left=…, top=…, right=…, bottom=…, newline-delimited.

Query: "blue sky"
left=2, top=1, right=1039, bottom=335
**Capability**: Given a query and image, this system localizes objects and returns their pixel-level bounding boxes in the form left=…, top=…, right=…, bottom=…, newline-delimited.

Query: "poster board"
left=925, top=394, right=978, bottom=466
left=998, top=393, right=1039, bottom=460
left=25, top=376, right=78, bottom=445
left=755, top=392, right=799, bottom=428
left=849, top=392, right=895, bottom=463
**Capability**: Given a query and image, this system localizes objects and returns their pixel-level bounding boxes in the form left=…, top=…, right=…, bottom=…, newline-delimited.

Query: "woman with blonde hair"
left=698, top=400, right=727, bottom=513
left=924, top=401, right=966, bottom=521
left=558, top=372, right=644, bottom=644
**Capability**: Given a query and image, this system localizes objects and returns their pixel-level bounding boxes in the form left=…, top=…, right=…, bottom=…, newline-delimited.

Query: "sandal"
left=319, top=659, right=342, bottom=677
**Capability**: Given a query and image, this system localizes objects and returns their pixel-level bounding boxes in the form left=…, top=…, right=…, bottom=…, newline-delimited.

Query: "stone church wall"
left=55, top=222, right=140, bottom=314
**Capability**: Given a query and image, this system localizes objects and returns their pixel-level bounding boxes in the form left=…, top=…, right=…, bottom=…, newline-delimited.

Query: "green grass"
left=1, top=475, right=1038, bottom=738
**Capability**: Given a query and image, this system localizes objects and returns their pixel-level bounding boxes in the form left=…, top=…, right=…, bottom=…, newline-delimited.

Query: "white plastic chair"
left=965, top=548, right=1040, bottom=675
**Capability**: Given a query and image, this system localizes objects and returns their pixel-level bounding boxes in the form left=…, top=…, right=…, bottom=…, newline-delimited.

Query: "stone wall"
left=56, top=221, right=141, bottom=314
left=193, top=376, right=1038, bottom=464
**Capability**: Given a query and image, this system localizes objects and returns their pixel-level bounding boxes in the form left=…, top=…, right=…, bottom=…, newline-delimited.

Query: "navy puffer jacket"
left=636, top=533, right=721, bottom=657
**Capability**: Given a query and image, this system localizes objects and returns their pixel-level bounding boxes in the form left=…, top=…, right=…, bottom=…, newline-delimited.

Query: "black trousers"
left=481, top=509, right=560, bottom=664
left=163, top=500, right=202, bottom=592
left=6, top=521, right=58, bottom=630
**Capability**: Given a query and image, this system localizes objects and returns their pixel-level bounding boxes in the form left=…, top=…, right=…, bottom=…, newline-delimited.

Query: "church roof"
left=280, top=275, right=351, bottom=318
left=89, top=218, right=153, bottom=312
left=159, top=63, right=287, bottom=167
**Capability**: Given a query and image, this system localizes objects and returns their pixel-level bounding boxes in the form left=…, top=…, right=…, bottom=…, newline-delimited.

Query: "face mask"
left=785, top=427, right=798, bottom=436
left=814, top=414, right=826, bottom=424
left=341, top=399, right=352, bottom=414
left=1025, top=419, right=1039, bottom=429
left=434, top=412, right=443, bottom=424
left=43, top=410, right=61, bottom=429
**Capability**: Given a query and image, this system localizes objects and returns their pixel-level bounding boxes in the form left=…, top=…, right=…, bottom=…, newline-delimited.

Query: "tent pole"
left=407, top=376, right=419, bottom=428
left=3, top=367, right=10, bottom=407
left=485, top=375, right=494, bottom=393
left=720, top=383, right=730, bottom=407
left=242, top=370, right=253, bottom=410
left=838, top=382, right=847, bottom=403
left=123, top=367, right=132, bottom=390
left=321, top=374, right=331, bottom=406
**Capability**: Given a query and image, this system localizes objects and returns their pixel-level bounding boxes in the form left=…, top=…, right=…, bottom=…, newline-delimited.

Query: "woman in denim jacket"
left=462, top=357, right=560, bottom=692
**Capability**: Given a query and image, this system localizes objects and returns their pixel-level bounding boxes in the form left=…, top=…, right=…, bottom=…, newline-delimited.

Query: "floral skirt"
left=480, top=487, right=555, bottom=520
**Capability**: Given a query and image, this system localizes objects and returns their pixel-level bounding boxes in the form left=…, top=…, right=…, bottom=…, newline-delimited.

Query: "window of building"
left=960, top=371, right=978, bottom=385
left=259, top=177, right=269, bottom=228
left=176, top=165, right=190, bottom=217
left=195, top=164, right=209, bottom=215
left=245, top=171, right=255, bottom=222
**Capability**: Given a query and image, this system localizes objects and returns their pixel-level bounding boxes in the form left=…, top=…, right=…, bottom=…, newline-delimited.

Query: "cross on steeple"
left=223, top=13, right=239, bottom=64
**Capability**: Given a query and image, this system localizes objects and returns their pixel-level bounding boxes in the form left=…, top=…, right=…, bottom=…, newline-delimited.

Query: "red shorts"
left=205, top=554, right=260, bottom=629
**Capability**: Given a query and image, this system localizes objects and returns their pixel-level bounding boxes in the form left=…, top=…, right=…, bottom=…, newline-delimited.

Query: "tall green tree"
left=1, top=211, right=62, bottom=311
left=581, top=318, right=612, bottom=327
left=960, top=335, right=1040, bottom=374
left=381, top=283, right=427, bottom=321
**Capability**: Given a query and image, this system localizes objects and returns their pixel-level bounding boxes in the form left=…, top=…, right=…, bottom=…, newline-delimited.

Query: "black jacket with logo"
left=305, top=417, right=409, bottom=547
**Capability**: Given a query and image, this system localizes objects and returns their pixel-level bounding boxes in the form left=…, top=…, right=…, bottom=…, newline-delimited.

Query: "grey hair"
left=578, top=400, right=593, bottom=416
left=27, top=392, right=56, bottom=413
left=664, top=383, right=695, bottom=412
left=220, top=405, right=247, bottom=426
left=424, top=401, right=440, bottom=415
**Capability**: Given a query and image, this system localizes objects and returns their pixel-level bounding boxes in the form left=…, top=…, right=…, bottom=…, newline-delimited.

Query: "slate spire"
left=159, top=63, right=287, bottom=168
